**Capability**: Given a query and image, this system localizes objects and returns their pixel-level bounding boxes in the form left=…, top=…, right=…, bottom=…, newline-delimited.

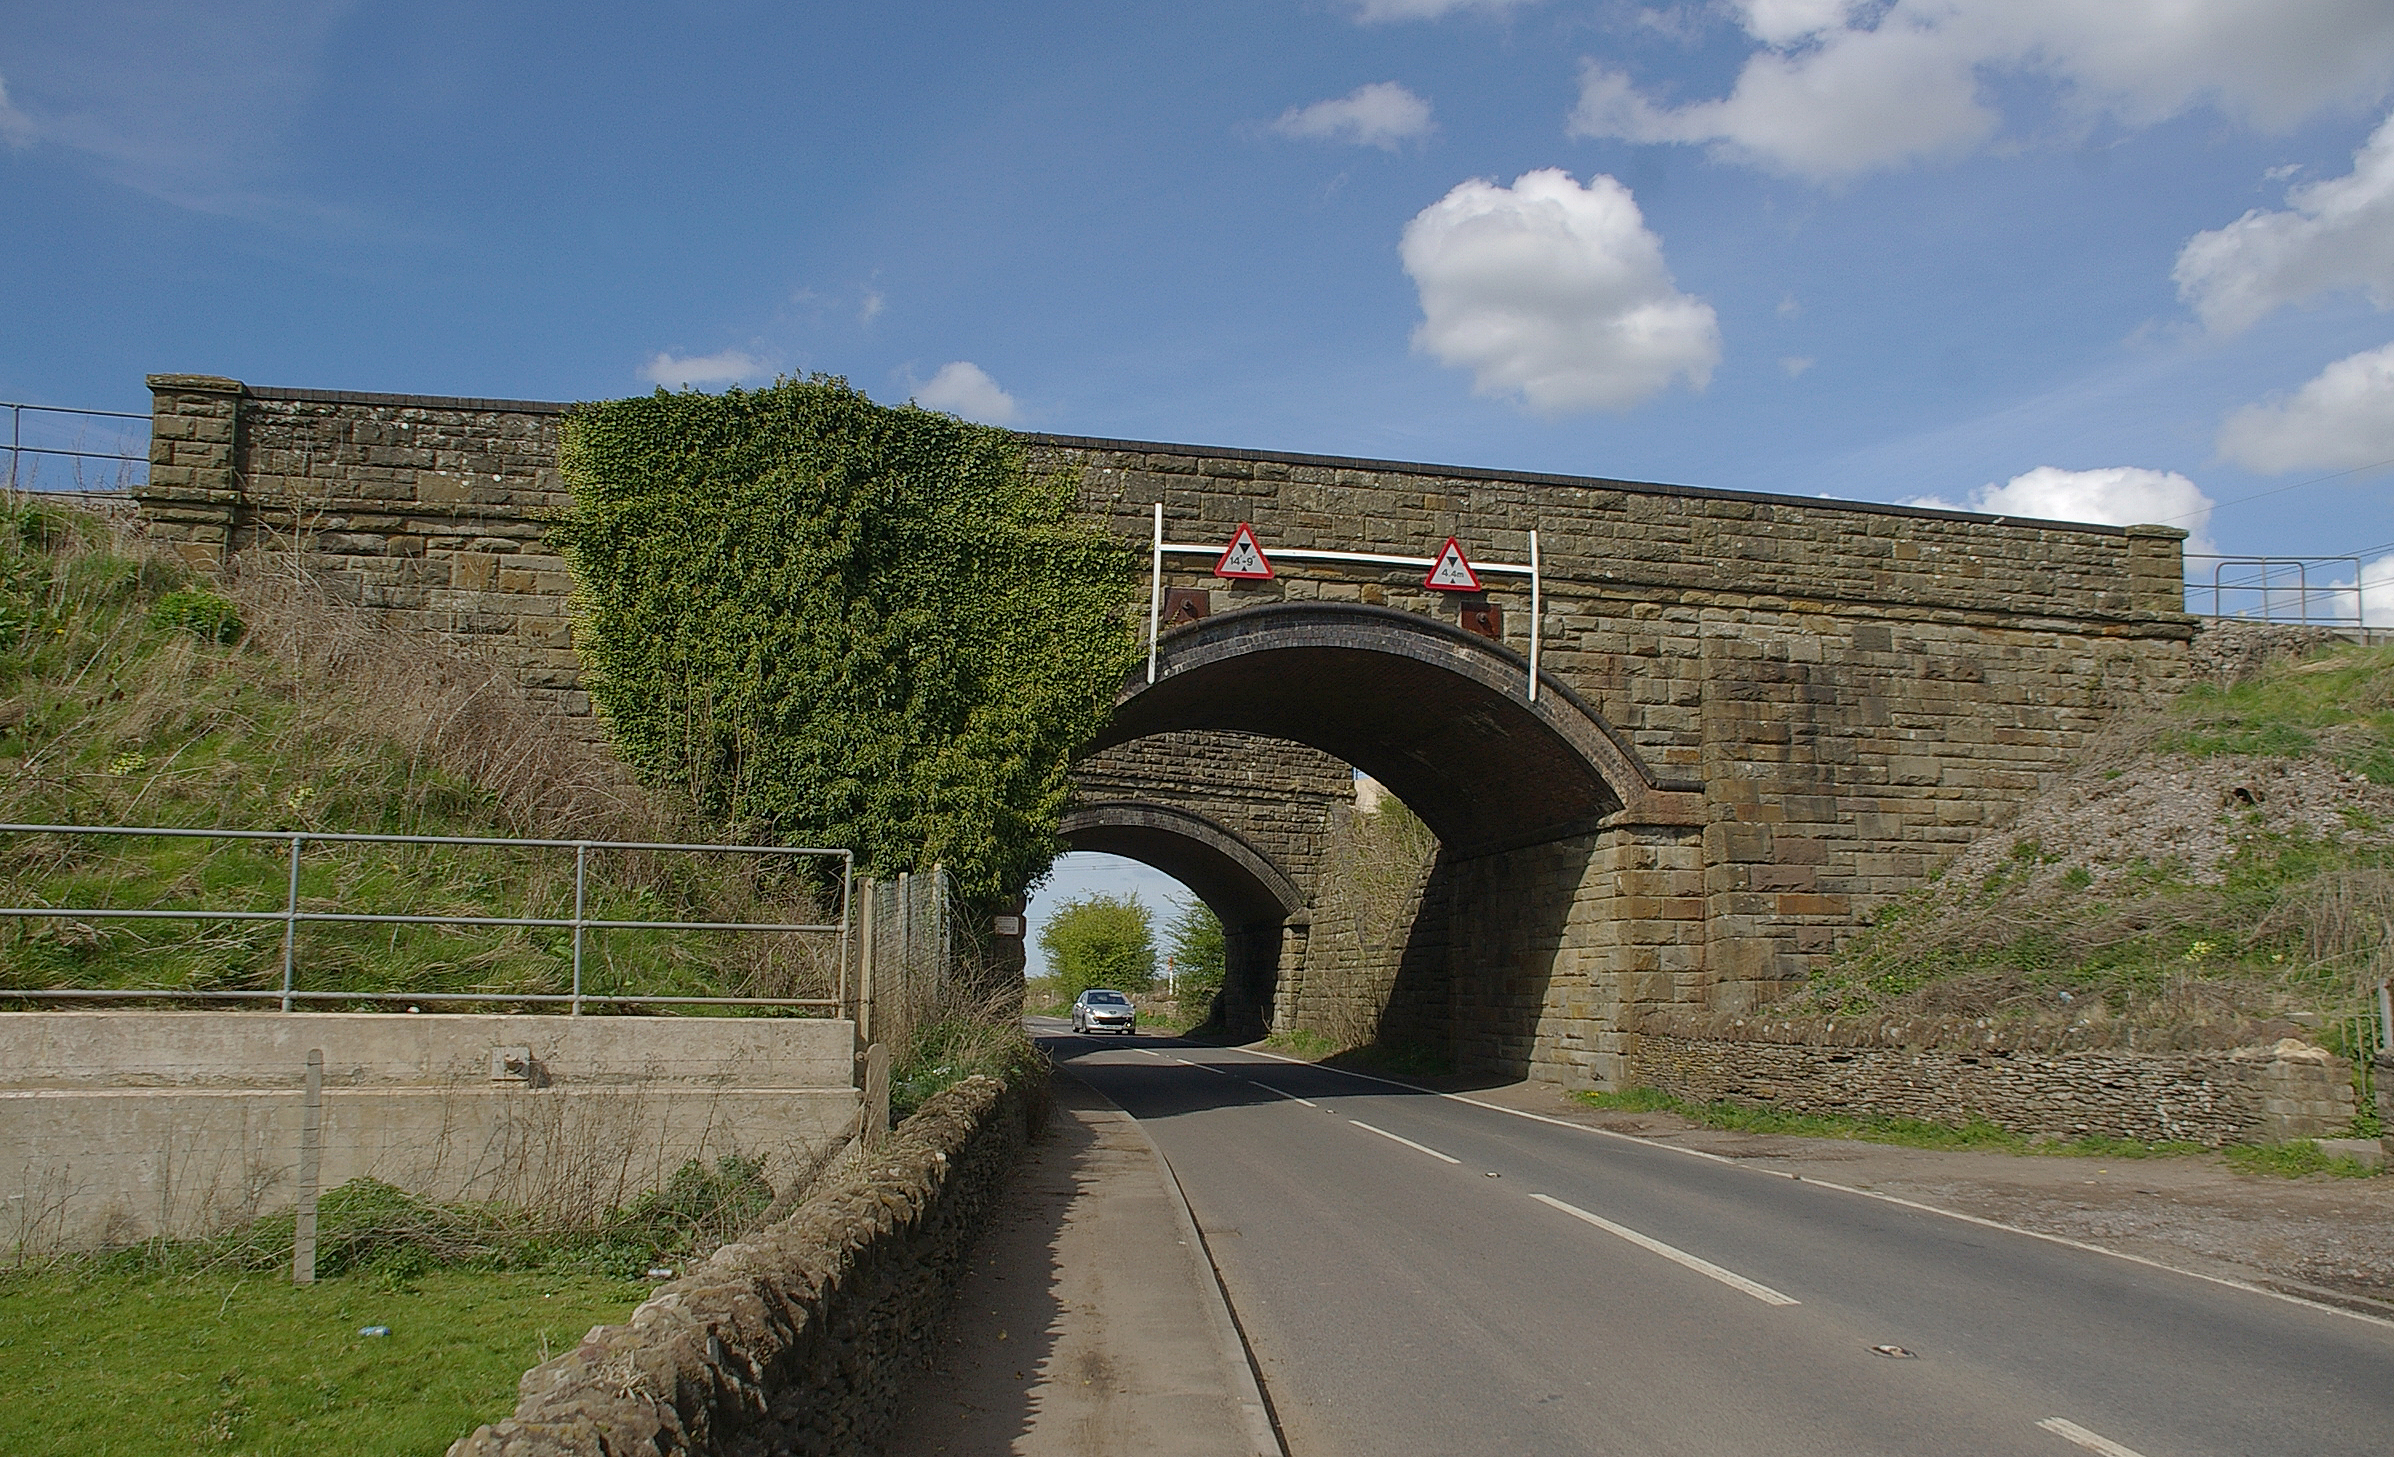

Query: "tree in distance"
left=1165, top=899, right=1226, bottom=1005
left=1039, top=892, right=1155, bottom=1002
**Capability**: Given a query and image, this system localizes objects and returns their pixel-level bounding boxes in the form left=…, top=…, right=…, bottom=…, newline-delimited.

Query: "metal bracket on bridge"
left=1145, top=504, right=1544, bottom=702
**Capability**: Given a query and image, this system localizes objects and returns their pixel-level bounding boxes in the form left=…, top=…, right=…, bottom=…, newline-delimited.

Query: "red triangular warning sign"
left=1423, top=536, right=1481, bottom=591
left=1215, top=523, right=1274, bottom=580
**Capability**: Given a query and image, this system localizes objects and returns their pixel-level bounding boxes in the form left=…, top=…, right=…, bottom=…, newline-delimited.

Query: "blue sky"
left=7, top=1, right=2394, bottom=947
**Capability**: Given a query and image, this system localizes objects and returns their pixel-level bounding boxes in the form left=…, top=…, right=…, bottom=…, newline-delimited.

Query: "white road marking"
left=1135, top=1049, right=1165, bottom=1058
left=1529, top=1194, right=1800, bottom=1306
left=1349, top=1119, right=1461, bottom=1164
left=2037, top=1418, right=2149, bottom=1457
left=1230, top=1045, right=2394, bottom=1331
left=1246, top=1079, right=1318, bottom=1108
left=1177, top=1059, right=1234, bottom=1076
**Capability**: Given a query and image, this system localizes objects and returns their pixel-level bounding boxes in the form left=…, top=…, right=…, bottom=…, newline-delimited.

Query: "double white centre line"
left=1530, top=1193, right=1800, bottom=1306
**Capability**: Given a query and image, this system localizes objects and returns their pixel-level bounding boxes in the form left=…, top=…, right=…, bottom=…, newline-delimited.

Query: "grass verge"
left=1261, top=1027, right=1454, bottom=1078
left=1576, top=1087, right=2384, bottom=1176
left=0, top=1266, right=644, bottom=1456
left=1571, top=1087, right=2205, bottom=1158
left=2220, top=1140, right=2383, bottom=1179
left=0, top=1159, right=789, bottom=1455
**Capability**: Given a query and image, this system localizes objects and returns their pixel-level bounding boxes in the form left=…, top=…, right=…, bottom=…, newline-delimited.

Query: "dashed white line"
left=1529, top=1194, right=1800, bottom=1306
left=2037, top=1418, right=2149, bottom=1457
left=1134, top=1049, right=1165, bottom=1058
left=1177, top=1058, right=1234, bottom=1076
left=1246, top=1079, right=1318, bottom=1108
left=1349, top=1119, right=1461, bottom=1164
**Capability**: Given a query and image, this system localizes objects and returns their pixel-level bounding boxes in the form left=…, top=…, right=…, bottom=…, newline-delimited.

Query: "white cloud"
left=0, top=77, right=36, bottom=150
left=2363, top=553, right=2394, bottom=626
left=2218, top=340, right=2394, bottom=473
left=1572, top=2, right=2394, bottom=182
left=858, top=288, right=885, bottom=324
left=2173, top=111, right=2394, bottom=335
left=1272, top=83, right=1434, bottom=151
left=1348, top=0, right=1540, bottom=21
left=1905, top=465, right=2216, bottom=554
left=1780, top=356, right=1815, bottom=377
left=639, top=350, right=773, bottom=389
left=913, top=362, right=1019, bottom=425
left=1399, top=169, right=1720, bottom=414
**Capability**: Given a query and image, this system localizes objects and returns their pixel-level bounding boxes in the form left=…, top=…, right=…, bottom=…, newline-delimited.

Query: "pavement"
left=884, top=1055, right=1278, bottom=1457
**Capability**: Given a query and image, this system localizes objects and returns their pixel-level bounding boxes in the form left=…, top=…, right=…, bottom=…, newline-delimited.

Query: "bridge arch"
left=1091, top=602, right=1701, bottom=859
left=1056, top=801, right=1308, bottom=929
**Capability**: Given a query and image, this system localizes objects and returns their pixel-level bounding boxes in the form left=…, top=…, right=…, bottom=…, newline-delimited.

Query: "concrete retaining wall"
left=1627, top=1029, right=2357, bottom=1145
left=450, top=1071, right=1039, bottom=1457
left=0, top=1012, right=858, bottom=1252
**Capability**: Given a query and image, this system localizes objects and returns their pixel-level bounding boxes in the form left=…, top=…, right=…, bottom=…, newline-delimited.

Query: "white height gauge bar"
left=1144, top=513, right=1544, bottom=702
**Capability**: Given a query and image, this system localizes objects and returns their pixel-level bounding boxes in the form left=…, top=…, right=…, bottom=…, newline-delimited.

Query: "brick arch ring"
left=1055, top=801, right=1309, bottom=930
left=1092, top=601, right=1704, bottom=860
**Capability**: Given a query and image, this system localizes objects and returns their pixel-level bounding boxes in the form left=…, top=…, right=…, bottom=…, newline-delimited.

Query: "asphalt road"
left=1029, top=1021, right=2394, bottom=1457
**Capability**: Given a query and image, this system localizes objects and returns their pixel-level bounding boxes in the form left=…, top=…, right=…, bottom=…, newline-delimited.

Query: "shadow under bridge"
left=1073, top=602, right=1704, bottom=1050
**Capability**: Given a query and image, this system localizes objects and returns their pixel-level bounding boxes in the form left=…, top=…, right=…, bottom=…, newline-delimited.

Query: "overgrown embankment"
left=0, top=495, right=827, bottom=1005
left=1798, top=631, right=2394, bottom=1068
left=1639, top=628, right=2394, bottom=1148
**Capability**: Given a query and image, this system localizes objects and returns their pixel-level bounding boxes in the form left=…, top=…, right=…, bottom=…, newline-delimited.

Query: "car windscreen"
left=1085, top=992, right=1128, bottom=1005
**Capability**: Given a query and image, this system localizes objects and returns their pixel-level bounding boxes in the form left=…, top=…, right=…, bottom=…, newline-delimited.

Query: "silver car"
left=1070, top=988, right=1137, bottom=1034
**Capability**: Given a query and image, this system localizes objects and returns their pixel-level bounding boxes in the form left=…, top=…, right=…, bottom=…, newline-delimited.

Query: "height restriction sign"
left=1215, top=523, right=1274, bottom=580
left=1423, top=536, right=1482, bottom=591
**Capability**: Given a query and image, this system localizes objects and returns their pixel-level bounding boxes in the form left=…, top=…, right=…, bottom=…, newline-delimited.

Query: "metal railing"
left=4, top=402, right=149, bottom=493
left=0, top=824, right=850, bottom=1015
left=2186, top=555, right=2368, bottom=627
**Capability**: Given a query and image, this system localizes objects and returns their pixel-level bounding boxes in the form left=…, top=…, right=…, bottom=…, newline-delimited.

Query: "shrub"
left=148, top=587, right=243, bottom=644
left=1038, top=892, right=1154, bottom=1002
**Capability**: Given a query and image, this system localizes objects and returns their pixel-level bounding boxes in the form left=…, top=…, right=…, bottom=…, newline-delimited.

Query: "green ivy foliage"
left=555, top=377, right=1141, bottom=900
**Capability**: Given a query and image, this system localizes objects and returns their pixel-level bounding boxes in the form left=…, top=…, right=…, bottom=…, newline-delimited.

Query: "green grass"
left=1571, top=1087, right=2206, bottom=1158
left=1256, top=1027, right=1454, bottom=1078
left=1262, top=1027, right=1338, bottom=1059
left=0, top=1162, right=782, bottom=1455
left=890, top=1011, right=1046, bottom=1120
left=2159, top=643, right=2394, bottom=784
left=0, top=497, right=834, bottom=1011
left=2221, top=1140, right=2383, bottom=1179
left=0, top=1265, right=645, bottom=1456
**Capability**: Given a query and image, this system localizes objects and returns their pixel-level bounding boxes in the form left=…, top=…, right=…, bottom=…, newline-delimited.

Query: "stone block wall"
left=133, top=379, right=2195, bottom=1091
left=141, top=377, right=590, bottom=729
left=1625, top=1029, right=2356, bottom=1145
left=1038, top=436, right=2192, bottom=1027
left=1068, top=729, right=1349, bottom=894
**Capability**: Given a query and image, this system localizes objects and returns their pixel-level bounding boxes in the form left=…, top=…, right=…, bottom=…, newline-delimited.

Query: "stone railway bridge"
left=136, top=376, right=2194, bottom=1087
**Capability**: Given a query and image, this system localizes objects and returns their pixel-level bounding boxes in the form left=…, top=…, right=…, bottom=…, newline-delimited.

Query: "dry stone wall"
left=1626, top=1028, right=2356, bottom=1145
left=137, top=378, right=2196, bottom=1090
left=450, top=1071, right=1039, bottom=1457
